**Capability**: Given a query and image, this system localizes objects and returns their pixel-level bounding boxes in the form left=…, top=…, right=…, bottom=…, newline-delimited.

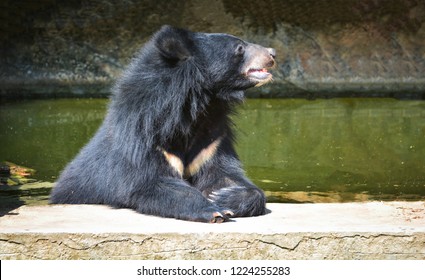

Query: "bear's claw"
left=210, top=211, right=230, bottom=223
left=223, top=210, right=234, bottom=217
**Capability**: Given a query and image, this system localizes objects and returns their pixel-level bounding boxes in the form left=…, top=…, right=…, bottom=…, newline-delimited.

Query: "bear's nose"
left=268, top=48, right=276, bottom=59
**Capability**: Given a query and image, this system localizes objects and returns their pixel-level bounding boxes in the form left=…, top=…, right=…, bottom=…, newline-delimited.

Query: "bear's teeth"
left=248, top=68, right=270, bottom=80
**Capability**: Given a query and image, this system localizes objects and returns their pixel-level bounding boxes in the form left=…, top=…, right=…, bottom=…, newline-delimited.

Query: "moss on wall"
left=1, top=0, right=424, bottom=97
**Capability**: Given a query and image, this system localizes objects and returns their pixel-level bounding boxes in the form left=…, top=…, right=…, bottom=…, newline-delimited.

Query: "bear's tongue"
left=247, top=68, right=270, bottom=80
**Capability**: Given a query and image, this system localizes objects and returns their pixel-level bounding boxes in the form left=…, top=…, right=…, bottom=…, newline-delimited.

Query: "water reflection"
left=0, top=98, right=424, bottom=205
left=0, top=99, right=106, bottom=181
left=235, top=99, right=425, bottom=201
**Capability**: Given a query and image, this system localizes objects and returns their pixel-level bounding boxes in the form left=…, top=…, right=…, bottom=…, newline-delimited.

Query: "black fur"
left=50, top=25, right=276, bottom=223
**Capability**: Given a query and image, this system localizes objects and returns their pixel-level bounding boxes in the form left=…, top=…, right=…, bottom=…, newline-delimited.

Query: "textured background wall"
left=1, top=0, right=424, bottom=97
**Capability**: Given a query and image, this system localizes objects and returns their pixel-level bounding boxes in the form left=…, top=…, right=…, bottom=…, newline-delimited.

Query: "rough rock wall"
left=1, top=0, right=424, bottom=97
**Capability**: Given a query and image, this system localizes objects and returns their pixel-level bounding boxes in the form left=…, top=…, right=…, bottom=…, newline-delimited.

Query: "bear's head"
left=152, top=25, right=276, bottom=97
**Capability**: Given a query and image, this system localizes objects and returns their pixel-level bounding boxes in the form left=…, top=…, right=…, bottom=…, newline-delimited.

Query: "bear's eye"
left=235, top=44, right=245, bottom=56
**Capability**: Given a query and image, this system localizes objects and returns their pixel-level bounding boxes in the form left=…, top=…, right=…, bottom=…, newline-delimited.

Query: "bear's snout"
left=243, top=44, right=276, bottom=86
left=266, top=48, right=276, bottom=68
left=268, top=48, right=276, bottom=59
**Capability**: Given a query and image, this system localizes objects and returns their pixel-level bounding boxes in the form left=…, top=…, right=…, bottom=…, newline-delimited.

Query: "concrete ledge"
left=0, top=202, right=424, bottom=260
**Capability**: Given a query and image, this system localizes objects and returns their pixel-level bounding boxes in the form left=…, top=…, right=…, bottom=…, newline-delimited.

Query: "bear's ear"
left=154, top=25, right=193, bottom=62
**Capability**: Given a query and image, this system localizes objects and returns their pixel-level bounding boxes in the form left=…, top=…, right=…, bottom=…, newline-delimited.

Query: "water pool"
left=1, top=98, right=424, bottom=207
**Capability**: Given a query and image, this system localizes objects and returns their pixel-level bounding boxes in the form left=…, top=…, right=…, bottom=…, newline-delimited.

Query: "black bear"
left=50, top=25, right=276, bottom=223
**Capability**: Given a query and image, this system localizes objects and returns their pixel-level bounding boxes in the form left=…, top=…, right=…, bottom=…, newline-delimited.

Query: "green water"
left=1, top=98, right=425, bottom=206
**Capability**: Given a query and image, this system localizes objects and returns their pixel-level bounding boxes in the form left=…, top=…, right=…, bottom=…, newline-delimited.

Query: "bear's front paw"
left=208, top=186, right=245, bottom=205
left=208, top=186, right=266, bottom=217
left=210, top=210, right=234, bottom=223
left=191, top=205, right=234, bottom=223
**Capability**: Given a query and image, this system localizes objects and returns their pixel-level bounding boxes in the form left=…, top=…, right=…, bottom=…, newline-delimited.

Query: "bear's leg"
left=131, top=177, right=233, bottom=223
left=192, top=155, right=267, bottom=217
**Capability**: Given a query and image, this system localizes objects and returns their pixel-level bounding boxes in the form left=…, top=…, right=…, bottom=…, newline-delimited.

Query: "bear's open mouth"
left=247, top=68, right=271, bottom=80
left=246, top=68, right=273, bottom=85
